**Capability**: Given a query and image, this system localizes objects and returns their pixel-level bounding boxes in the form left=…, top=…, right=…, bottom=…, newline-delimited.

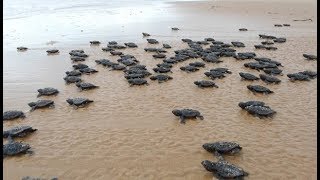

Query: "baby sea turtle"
left=108, top=44, right=126, bottom=49
left=274, top=24, right=283, bottom=27
left=189, top=62, right=205, bottom=67
left=204, top=38, right=215, bottom=41
left=127, top=79, right=149, bottom=86
left=147, top=39, right=159, bottom=44
left=180, top=65, right=199, bottom=72
left=283, top=24, right=290, bottom=26
left=238, top=101, right=266, bottom=109
left=239, top=72, right=259, bottom=81
left=231, top=41, right=245, bottom=47
left=259, top=74, right=281, bottom=84
left=150, top=74, right=173, bottom=83
left=287, top=73, right=310, bottom=81
left=124, top=42, right=138, bottom=48
left=90, top=41, right=100, bottom=45
left=142, top=32, right=150, bottom=37
left=201, top=160, right=249, bottom=179
left=153, top=54, right=166, bottom=58
left=3, top=111, right=25, bottom=121
left=244, top=105, right=276, bottom=118
left=273, top=38, right=286, bottom=43
left=76, top=82, right=99, bottom=90
left=181, top=38, right=193, bottom=43
left=210, top=68, right=232, bottom=74
left=300, top=71, right=317, bottom=79
left=102, top=47, right=114, bottom=52
left=79, top=67, right=98, bottom=74
left=153, top=67, right=172, bottom=73
left=110, top=51, right=123, bottom=56
left=108, top=41, right=118, bottom=45
left=28, top=100, right=54, bottom=111
left=37, top=87, right=59, bottom=97
left=3, top=137, right=32, bottom=157
left=144, top=48, right=167, bottom=53
left=157, top=63, right=173, bottom=68
left=263, top=68, right=283, bottom=75
left=265, top=46, right=277, bottom=50
left=172, top=109, right=204, bottom=124
left=70, top=56, right=86, bottom=62
left=254, top=57, right=283, bottom=67
left=258, top=34, right=276, bottom=39
left=69, top=49, right=84, bottom=54
left=111, top=64, right=126, bottom=70
left=66, top=70, right=81, bottom=76
left=125, top=74, right=146, bottom=79
left=163, top=44, right=171, bottom=49
left=261, top=41, right=274, bottom=45
left=46, top=49, right=59, bottom=54
left=202, top=54, right=222, bottom=63
left=194, top=81, right=218, bottom=88
left=64, top=76, right=82, bottom=84
left=66, top=98, right=94, bottom=108
left=3, top=126, right=37, bottom=138
left=17, top=47, right=28, bottom=51
left=73, top=63, right=88, bottom=70
left=171, top=27, right=179, bottom=30
left=247, top=85, right=274, bottom=94
left=254, top=45, right=267, bottom=49
left=239, top=28, right=248, bottom=31
left=202, top=142, right=242, bottom=160
left=204, top=71, right=226, bottom=80
left=303, top=54, right=317, bottom=60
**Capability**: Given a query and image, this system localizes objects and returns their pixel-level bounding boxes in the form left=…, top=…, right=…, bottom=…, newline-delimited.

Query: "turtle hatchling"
left=239, top=28, right=248, bottom=31
left=142, top=32, right=150, bottom=37
left=172, top=109, right=204, bottom=124
left=259, top=74, right=281, bottom=84
left=202, top=142, right=242, bottom=160
left=194, top=81, right=219, bottom=88
left=244, top=105, right=276, bottom=118
left=239, top=72, right=259, bottom=81
left=189, top=62, right=205, bottom=67
left=231, top=41, right=245, bottom=47
left=238, top=101, right=266, bottom=109
left=3, top=111, right=25, bottom=121
left=3, top=126, right=37, bottom=138
left=147, top=39, right=159, bottom=44
left=28, top=100, right=54, bottom=111
left=64, top=76, right=82, bottom=84
left=17, top=47, right=28, bottom=51
left=201, top=160, right=249, bottom=179
left=110, top=51, right=123, bottom=56
left=180, top=65, right=199, bottom=72
left=90, top=41, right=100, bottom=45
left=171, top=27, right=179, bottom=30
left=150, top=74, right=173, bottom=83
left=46, top=49, right=59, bottom=54
left=247, top=85, right=274, bottom=94
left=73, top=63, right=88, bottom=70
left=79, top=67, right=98, bottom=74
left=303, top=54, right=317, bottom=60
left=153, top=54, right=166, bottom=58
left=124, top=42, right=138, bottom=48
left=37, top=87, right=59, bottom=97
left=287, top=73, right=310, bottom=81
left=3, top=137, right=32, bottom=157
left=76, top=82, right=99, bottom=90
left=66, top=98, right=94, bottom=108
left=163, top=44, right=171, bottom=49
left=127, top=79, right=149, bottom=86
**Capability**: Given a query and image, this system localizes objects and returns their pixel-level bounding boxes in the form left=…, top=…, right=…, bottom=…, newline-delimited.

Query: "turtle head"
left=150, top=76, right=157, bottom=80
left=180, top=67, right=186, bottom=70
left=247, top=85, right=252, bottom=89
left=239, top=72, right=244, bottom=76
left=202, top=143, right=214, bottom=152
left=75, top=82, right=81, bottom=87
left=3, top=131, right=9, bottom=138
left=201, top=160, right=217, bottom=172
left=204, top=72, right=211, bottom=77
left=66, top=99, right=74, bottom=105
left=37, top=89, right=43, bottom=93
left=28, top=102, right=36, bottom=107
left=194, top=81, right=200, bottom=85
left=168, top=76, right=173, bottom=80
left=172, top=109, right=182, bottom=116
left=238, top=102, right=247, bottom=109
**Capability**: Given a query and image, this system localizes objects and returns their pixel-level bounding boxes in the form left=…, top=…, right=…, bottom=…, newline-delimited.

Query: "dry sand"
left=3, top=0, right=317, bottom=179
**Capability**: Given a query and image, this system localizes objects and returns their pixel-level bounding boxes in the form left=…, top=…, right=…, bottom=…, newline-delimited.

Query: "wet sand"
left=3, top=0, right=317, bottom=179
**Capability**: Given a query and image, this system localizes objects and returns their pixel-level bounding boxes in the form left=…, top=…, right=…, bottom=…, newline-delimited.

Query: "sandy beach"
left=3, top=0, right=317, bottom=179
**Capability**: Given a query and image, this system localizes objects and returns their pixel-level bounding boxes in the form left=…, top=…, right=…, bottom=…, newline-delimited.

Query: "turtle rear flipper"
left=49, top=104, right=55, bottom=109
left=198, top=115, right=204, bottom=120
left=213, top=84, right=219, bottom=88
left=214, top=151, right=224, bottom=161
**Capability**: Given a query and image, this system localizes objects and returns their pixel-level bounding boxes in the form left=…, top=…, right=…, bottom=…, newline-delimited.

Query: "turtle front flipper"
left=179, top=116, right=186, bottom=124
left=197, top=115, right=204, bottom=120
left=36, top=93, right=42, bottom=98
left=214, top=151, right=224, bottom=161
